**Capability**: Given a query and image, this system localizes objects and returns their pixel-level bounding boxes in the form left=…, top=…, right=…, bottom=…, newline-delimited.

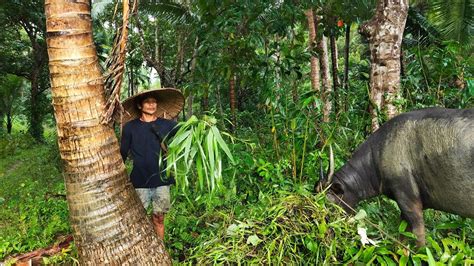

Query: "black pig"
left=318, top=107, right=474, bottom=246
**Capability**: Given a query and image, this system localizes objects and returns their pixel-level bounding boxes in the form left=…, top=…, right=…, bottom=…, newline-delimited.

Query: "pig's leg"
left=393, top=191, right=426, bottom=247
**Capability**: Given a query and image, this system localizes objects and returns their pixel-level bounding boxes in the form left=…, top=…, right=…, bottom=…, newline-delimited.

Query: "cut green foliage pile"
left=167, top=187, right=473, bottom=265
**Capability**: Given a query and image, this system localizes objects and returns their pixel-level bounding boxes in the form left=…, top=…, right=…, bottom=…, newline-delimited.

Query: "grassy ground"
left=0, top=132, right=71, bottom=262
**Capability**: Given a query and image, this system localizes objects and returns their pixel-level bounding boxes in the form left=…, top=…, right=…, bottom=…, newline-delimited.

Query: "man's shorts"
left=135, top=186, right=171, bottom=214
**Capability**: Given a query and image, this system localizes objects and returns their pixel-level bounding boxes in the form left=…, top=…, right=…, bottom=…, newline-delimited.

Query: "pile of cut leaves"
left=168, top=190, right=473, bottom=265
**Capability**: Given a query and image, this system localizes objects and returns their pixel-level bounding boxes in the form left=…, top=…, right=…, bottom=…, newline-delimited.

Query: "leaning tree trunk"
left=305, top=9, right=320, bottom=94
left=45, top=0, right=170, bottom=264
left=360, top=0, right=408, bottom=131
left=318, top=35, right=332, bottom=123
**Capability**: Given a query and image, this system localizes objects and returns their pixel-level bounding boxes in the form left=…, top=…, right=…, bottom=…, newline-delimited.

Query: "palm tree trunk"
left=360, top=0, right=408, bottom=131
left=45, top=0, right=170, bottom=264
left=318, top=35, right=332, bottom=123
left=305, top=9, right=320, bottom=94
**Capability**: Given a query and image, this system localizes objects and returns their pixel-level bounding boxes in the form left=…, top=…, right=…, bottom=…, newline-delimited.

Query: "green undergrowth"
left=0, top=132, right=73, bottom=263
left=0, top=132, right=473, bottom=265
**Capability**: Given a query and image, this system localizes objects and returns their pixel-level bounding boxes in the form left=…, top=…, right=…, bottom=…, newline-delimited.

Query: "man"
left=120, top=88, right=185, bottom=240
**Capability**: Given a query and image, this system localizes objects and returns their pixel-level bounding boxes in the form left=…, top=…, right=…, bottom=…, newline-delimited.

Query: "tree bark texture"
left=305, top=9, right=320, bottom=94
left=318, top=35, right=332, bottom=123
left=360, top=0, right=408, bottom=131
left=45, top=1, right=170, bottom=264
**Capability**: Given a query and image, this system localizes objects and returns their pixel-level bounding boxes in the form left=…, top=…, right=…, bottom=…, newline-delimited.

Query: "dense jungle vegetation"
left=0, top=0, right=473, bottom=264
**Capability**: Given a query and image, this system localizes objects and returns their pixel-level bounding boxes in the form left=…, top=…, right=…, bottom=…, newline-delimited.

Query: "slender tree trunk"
left=216, top=85, right=225, bottom=126
left=292, top=79, right=299, bottom=104
left=173, top=31, right=184, bottom=85
left=274, top=35, right=283, bottom=102
left=0, top=112, right=4, bottom=131
left=28, top=71, right=43, bottom=141
left=201, top=85, right=209, bottom=112
left=305, top=9, right=320, bottom=94
left=129, top=65, right=135, bottom=97
left=400, top=47, right=405, bottom=78
left=45, top=1, right=170, bottom=264
left=187, top=36, right=199, bottom=119
left=229, top=74, right=237, bottom=132
left=22, top=22, right=47, bottom=142
left=330, top=34, right=340, bottom=112
left=360, top=0, right=408, bottom=131
left=342, top=23, right=351, bottom=112
left=318, top=35, right=332, bottom=123
left=6, top=110, right=12, bottom=134
left=343, top=23, right=350, bottom=92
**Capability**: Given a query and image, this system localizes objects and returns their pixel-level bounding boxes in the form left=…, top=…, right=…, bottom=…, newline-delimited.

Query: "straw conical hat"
left=122, top=88, right=185, bottom=124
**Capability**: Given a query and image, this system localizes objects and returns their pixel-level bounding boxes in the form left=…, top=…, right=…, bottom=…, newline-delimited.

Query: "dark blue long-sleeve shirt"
left=120, top=118, right=179, bottom=188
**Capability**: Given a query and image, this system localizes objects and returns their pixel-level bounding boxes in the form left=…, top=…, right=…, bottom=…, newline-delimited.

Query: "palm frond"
left=404, top=7, right=441, bottom=47
left=429, top=0, right=473, bottom=49
left=140, top=0, right=197, bottom=25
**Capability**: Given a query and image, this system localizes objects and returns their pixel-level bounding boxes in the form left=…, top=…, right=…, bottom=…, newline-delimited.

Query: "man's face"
left=140, top=97, right=157, bottom=115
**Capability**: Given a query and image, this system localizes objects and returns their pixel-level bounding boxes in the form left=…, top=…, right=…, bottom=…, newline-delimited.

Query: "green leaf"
left=354, top=209, right=367, bottom=221
left=398, top=220, right=408, bottom=233
left=211, top=126, right=234, bottom=163
left=426, top=248, right=436, bottom=266
left=428, top=237, right=442, bottom=256
left=247, top=234, right=262, bottom=246
left=399, top=255, right=409, bottom=266
left=435, top=221, right=462, bottom=230
left=467, top=79, right=474, bottom=96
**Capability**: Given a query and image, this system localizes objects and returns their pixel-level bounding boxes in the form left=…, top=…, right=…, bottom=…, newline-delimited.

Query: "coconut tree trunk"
left=360, top=0, right=408, bottom=131
left=45, top=0, right=170, bottom=264
left=318, top=35, right=332, bottom=123
left=305, top=9, right=320, bottom=94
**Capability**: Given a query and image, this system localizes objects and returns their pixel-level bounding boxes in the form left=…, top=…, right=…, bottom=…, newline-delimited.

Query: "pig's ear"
left=331, top=183, right=344, bottom=195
